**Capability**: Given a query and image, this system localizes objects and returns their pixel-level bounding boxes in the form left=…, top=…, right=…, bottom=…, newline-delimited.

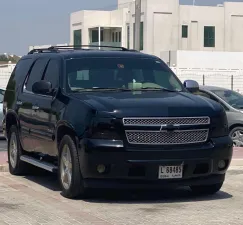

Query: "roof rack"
left=28, top=45, right=137, bottom=55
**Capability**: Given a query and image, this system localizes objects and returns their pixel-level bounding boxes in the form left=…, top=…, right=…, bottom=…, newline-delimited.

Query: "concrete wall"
left=165, top=50, right=243, bottom=94
left=179, top=5, right=224, bottom=51
left=162, top=50, right=243, bottom=70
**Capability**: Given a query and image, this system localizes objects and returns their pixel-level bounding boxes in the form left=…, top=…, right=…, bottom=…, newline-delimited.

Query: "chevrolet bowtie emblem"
left=160, top=124, right=180, bottom=132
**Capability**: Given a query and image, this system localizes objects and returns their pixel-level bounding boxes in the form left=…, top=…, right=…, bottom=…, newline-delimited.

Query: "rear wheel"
left=190, top=182, right=223, bottom=195
left=58, top=135, right=87, bottom=199
left=8, top=125, right=28, bottom=175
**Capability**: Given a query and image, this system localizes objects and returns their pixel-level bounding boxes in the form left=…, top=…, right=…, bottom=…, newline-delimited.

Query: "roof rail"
left=28, top=48, right=60, bottom=55
left=28, top=45, right=136, bottom=54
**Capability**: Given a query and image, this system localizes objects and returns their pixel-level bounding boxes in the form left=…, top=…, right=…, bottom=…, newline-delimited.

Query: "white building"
left=70, top=0, right=243, bottom=58
left=0, top=63, right=16, bottom=89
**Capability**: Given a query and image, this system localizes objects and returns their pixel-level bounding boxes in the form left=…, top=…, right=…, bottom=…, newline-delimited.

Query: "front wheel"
left=190, top=182, right=223, bottom=195
left=229, top=126, right=243, bottom=147
left=8, top=125, right=28, bottom=175
left=58, top=135, right=87, bottom=199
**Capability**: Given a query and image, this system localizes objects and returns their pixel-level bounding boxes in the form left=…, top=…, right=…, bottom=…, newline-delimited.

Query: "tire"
left=190, top=182, right=223, bottom=195
left=229, top=126, right=243, bottom=147
left=58, top=135, right=86, bottom=199
left=8, top=125, right=28, bottom=175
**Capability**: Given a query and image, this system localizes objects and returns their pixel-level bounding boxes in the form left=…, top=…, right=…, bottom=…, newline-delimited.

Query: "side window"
left=25, top=58, right=49, bottom=92
left=43, top=59, right=59, bottom=89
left=7, top=58, right=33, bottom=91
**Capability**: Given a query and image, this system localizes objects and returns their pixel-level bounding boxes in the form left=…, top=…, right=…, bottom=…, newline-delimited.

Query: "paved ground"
left=0, top=139, right=243, bottom=224
left=0, top=167, right=242, bottom=225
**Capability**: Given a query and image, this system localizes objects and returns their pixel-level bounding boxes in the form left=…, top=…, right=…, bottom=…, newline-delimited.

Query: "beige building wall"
left=70, top=1, right=243, bottom=56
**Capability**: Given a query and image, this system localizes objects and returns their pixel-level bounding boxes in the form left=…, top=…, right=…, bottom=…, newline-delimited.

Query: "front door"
left=31, top=58, right=60, bottom=157
left=17, top=93, right=34, bottom=152
left=21, top=57, right=50, bottom=152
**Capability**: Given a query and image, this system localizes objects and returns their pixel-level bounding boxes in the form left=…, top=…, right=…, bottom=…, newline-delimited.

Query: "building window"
left=119, top=31, right=121, bottom=42
left=127, top=25, right=130, bottom=49
left=140, top=22, right=143, bottom=50
left=133, top=22, right=143, bottom=50
left=74, top=30, right=82, bottom=46
left=112, top=33, right=115, bottom=42
left=204, top=26, right=215, bottom=47
left=182, top=25, right=188, bottom=38
left=91, top=29, right=104, bottom=43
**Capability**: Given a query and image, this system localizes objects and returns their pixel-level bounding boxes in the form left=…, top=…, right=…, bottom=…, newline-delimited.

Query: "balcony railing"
left=89, top=42, right=121, bottom=48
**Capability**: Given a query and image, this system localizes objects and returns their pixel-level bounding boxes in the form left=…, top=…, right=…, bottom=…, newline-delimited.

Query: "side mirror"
left=183, top=80, right=199, bottom=93
left=32, top=80, right=52, bottom=95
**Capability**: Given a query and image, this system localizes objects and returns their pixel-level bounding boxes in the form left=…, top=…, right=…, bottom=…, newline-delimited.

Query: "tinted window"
left=25, top=58, right=49, bottom=91
left=43, top=59, right=59, bottom=89
left=194, top=90, right=229, bottom=111
left=0, top=89, right=5, bottom=96
left=7, top=59, right=33, bottom=91
left=212, top=89, right=243, bottom=110
left=65, top=58, right=183, bottom=92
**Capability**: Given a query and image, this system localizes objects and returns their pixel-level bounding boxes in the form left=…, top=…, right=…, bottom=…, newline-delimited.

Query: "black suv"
left=3, top=46, right=233, bottom=199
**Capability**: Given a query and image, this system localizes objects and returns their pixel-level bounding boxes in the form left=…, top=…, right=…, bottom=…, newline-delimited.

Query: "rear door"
left=19, top=57, right=50, bottom=152
left=31, top=58, right=60, bottom=156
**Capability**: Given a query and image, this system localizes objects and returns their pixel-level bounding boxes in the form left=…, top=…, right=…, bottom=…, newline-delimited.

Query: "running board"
left=20, top=155, right=58, bottom=173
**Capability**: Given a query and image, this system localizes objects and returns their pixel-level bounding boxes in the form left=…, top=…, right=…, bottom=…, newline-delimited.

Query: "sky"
left=0, top=0, right=243, bottom=56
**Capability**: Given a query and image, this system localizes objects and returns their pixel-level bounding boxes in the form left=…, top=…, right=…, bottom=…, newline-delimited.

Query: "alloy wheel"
left=9, top=132, right=18, bottom=169
left=60, top=144, right=73, bottom=190
left=231, top=130, right=243, bottom=147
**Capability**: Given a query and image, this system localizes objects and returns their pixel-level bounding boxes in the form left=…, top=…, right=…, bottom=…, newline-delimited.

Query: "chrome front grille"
left=125, top=129, right=209, bottom=145
left=123, top=117, right=210, bottom=126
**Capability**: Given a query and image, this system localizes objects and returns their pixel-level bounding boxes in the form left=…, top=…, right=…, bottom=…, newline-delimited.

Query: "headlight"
left=91, top=129, right=121, bottom=140
left=211, top=110, right=229, bottom=138
left=88, top=117, right=121, bottom=140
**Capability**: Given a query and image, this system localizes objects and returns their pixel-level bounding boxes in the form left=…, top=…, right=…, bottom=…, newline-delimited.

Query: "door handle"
left=16, top=101, right=22, bottom=106
left=32, top=105, right=39, bottom=110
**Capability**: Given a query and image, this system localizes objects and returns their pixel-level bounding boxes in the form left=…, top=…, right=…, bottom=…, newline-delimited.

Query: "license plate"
left=158, top=165, right=183, bottom=179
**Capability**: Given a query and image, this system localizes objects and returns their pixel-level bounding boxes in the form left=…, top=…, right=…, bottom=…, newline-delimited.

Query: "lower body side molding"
left=20, top=155, right=58, bottom=173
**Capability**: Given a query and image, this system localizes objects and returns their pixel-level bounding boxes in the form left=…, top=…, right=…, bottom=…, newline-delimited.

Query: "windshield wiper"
left=71, top=87, right=131, bottom=92
left=135, top=87, right=181, bottom=92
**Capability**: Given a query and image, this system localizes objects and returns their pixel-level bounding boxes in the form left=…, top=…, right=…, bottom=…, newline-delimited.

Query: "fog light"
left=97, top=164, right=106, bottom=174
left=218, top=160, right=226, bottom=169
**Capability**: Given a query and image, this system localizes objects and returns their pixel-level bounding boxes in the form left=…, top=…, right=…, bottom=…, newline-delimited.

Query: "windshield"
left=212, top=89, right=243, bottom=109
left=65, top=57, right=184, bottom=92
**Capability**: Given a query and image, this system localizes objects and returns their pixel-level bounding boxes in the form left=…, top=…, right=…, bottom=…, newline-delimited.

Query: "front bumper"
left=78, top=136, right=233, bottom=189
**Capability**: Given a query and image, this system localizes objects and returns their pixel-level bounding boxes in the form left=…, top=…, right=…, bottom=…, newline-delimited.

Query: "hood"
left=71, top=91, right=222, bottom=118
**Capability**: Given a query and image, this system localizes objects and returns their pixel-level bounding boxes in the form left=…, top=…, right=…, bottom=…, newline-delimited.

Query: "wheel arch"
left=56, top=121, right=80, bottom=152
left=229, top=123, right=243, bottom=132
left=5, top=110, right=19, bottom=138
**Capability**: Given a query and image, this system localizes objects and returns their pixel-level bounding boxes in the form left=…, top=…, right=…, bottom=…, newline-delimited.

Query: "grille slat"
left=125, top=129, right=209, bottom=145
left=123, top=117, right=210, bottom=126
